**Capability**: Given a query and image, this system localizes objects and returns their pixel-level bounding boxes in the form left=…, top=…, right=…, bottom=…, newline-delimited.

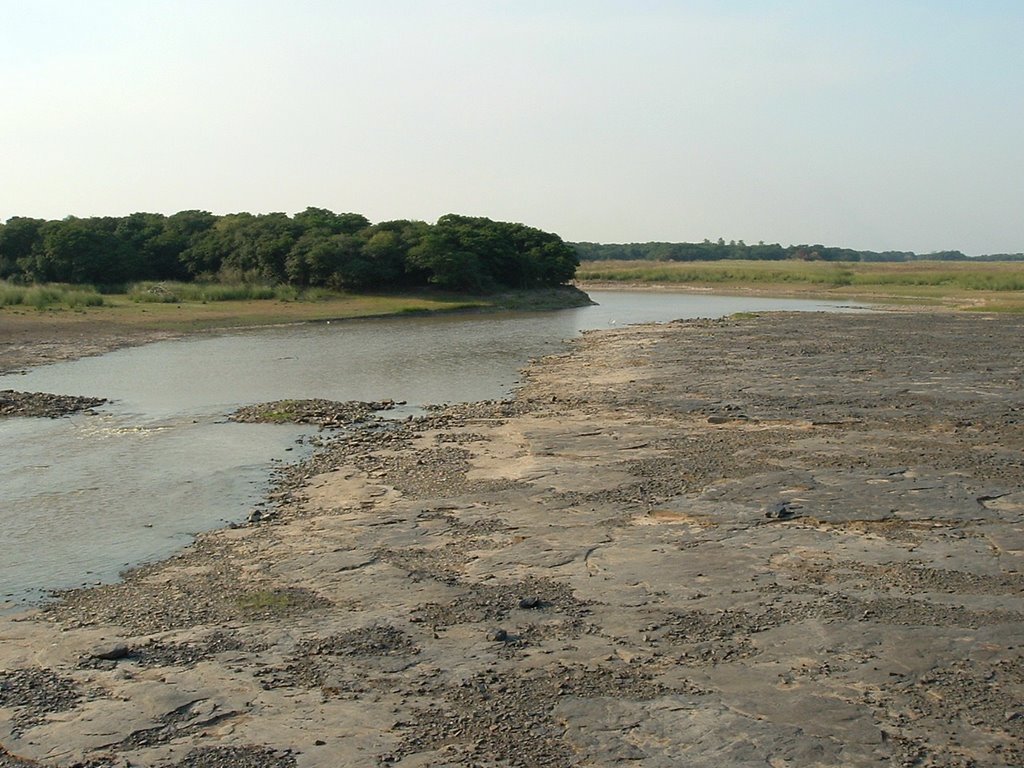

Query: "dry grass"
left=0, top=291, right=486, bottom=334
left=576, top=260, right=1024, bottom=311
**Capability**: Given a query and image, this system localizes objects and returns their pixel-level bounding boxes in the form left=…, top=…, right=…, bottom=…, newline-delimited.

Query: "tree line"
left=573, top=240, right=1024, bottom=262
left=0, top=209, right=580, bottom=292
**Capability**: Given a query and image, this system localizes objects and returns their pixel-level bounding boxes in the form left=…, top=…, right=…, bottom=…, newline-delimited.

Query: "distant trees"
left=0, top=209, right=580, bottom=292
left=11, top=208, right=1011, bottom=288
left=571, top=241, right=998, bottom=263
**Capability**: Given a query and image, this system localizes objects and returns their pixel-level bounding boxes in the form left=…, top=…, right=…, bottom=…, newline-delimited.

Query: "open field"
left=576, top=259, right=1024, bottom=311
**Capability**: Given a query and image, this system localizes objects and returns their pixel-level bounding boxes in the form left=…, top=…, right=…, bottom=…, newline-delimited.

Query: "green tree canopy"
left=0, top=208, right=581, bottom=291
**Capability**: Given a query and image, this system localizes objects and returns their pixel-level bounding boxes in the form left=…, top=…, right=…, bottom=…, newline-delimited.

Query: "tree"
left=114, top=212, right=178, bottom=281
left=1, top=208, right=580, bottom=292
left=228, top=213, right=300, bottom=282
left=179, top=213, right=255, bottom=279
left=407, top=214, right=578, bottom=291
left=0, top=217, right=46, bottom=280
left=504, top=222, right=578, bottom=287
left=30, top=217, right=129, bottom=284
left=285, top=232, right=360, bottom=288
left=407, top=215, right=493, bottom=291
left=293, top=207, right=369, bottom=236
left=364, top=219, right=432, bottom=287
left=156, top=210, right=216, bottom=279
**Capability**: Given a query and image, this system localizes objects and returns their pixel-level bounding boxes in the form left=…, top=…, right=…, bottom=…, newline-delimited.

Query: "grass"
left=0, top=282, right=592, bottom=340
left=234, top=589, right=295, bottom=614
left=0, top=283, right=106, bottom=309
left=128, top=281, right=286, bottom=303
left=575, top=260, right=1024, bottom=311
left=232, top=587, right=328, bottom=617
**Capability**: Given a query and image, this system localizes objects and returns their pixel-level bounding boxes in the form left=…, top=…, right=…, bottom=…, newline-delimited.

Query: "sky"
left=2, top=1, right=1022, bottom=255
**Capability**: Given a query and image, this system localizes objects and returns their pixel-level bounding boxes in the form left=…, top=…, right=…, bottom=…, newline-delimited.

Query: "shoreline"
left=0, top=286, right=594, bottom=377
left=1, top=310, right=1022, bottom=766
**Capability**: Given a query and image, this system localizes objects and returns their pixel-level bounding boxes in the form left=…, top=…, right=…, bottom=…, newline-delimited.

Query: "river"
left=0, top=291, right=861, bottom=605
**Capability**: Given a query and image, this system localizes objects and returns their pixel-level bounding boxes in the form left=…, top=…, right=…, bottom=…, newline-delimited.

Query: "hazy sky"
left=2, top=1, right=1022, bottom=254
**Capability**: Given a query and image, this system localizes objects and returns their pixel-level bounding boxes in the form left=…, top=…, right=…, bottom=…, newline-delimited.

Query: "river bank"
left=0, top=286, right=593, bottom=377
left=1, top=310, right=1021, bottom=767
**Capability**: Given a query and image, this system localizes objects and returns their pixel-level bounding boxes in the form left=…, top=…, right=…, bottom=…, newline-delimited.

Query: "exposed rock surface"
left=1, top=311, right=1022, bottom=767
left=229, top=399, right=398, bottom=429
left=0, top=390, right=106, bottom=418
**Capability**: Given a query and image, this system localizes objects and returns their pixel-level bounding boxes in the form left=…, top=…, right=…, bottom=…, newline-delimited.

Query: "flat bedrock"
left=1, top=311, right=1022, bottom=768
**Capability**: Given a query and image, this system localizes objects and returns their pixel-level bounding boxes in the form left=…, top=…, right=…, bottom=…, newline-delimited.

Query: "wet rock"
left=0, top=390, right=106, bottom=418
left=229, top=399, right=396, bottom=429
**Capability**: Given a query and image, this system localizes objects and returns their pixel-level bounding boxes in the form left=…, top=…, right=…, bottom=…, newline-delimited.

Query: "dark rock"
left=485, top=628, right=508, bottom=642
left=764, top=501, right=800, bottom=520
left=229, top=399, right=396, bottom=429
left=0, top=390, right=106, bottom=419
left=93, top=642, right=130, bottom=661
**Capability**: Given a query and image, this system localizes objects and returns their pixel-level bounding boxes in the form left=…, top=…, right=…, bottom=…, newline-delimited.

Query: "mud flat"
left=1, top=311, right=1023, bottom=767
left=0, top=316, right=178, bottom=376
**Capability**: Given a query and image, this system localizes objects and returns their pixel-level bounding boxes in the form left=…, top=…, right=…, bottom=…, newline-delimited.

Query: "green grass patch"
left=0, top=282, right=106, bottom=309
left=234, top=589, right=296, bottom=614
left=128, top=281, right=289, bottom=303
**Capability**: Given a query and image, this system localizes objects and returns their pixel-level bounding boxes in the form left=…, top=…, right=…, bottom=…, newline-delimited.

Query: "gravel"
left=0, top=390, right=106, bottom=419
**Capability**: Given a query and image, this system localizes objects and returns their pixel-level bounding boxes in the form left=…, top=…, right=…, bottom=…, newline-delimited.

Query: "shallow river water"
left=0, top=291, right=861, bottom=605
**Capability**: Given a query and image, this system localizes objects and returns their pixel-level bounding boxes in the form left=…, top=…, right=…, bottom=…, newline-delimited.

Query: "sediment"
left=1, top=310, right=1022, bottom=767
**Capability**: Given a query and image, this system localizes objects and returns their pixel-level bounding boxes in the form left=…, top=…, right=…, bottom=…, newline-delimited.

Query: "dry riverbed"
left=1, top=311, right=1023, bottom=767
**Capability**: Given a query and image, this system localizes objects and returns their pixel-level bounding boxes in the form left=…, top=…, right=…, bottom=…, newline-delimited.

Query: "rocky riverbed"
left=1, top=311, right=1022, bottom=767
left=0, top=390, right=107, bottom=419
left=229, top=400, right=400, bottom=430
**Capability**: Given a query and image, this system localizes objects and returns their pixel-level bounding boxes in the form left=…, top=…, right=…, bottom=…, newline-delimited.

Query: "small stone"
left=93, top=642, right=130, bottom=661
left=764, top=501, right=798, bottom=520
left=485, top=628, right=508, bottom=642
left=518, top=596, right=541, bottom=609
